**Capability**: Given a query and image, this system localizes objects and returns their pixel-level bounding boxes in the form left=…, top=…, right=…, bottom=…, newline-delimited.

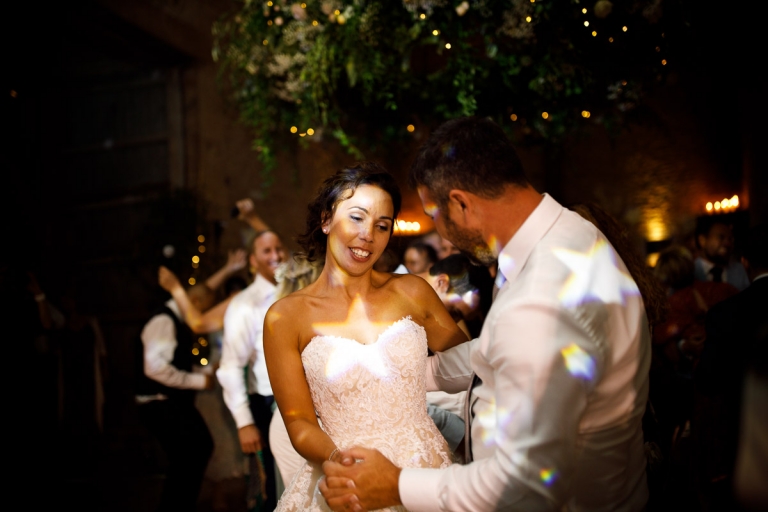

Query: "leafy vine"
left=213, top=0, right=680, bottom=181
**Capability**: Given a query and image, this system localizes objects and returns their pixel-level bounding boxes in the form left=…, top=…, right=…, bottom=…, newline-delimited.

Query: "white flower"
left=456, top=1, right=469, bottom=16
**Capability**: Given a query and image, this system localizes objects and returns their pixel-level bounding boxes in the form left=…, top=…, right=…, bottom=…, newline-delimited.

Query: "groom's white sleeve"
left=399, top=304, right=598, bottom=511
left=425, top=339, right=474, bottom=394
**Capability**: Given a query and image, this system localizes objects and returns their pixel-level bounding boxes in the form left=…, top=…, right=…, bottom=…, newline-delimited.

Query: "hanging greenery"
left=213, top=0, right=680, bottom=179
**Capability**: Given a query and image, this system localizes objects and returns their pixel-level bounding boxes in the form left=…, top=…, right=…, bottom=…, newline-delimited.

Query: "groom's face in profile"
left=417, top=185, right=495, bottom=266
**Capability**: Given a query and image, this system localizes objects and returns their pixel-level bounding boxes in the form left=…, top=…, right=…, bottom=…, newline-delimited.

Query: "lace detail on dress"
left=275, top=317, right=454, bottom=512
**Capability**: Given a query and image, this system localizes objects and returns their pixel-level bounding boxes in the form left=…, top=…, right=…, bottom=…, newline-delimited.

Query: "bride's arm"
left=263, top=299, right=340, bottom=466
left=401, top=274, right=470, bottom=352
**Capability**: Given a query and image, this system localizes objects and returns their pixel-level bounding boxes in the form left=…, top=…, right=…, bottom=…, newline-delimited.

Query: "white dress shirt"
left=216, top=274, right=278, bottom=429
left=400, top=194, right=651, bottom=511
left=138, top=299, right=207, bottom=401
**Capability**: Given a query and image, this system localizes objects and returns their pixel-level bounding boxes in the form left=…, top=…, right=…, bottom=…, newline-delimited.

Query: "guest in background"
left=372, top=247, right=401, bottom=273
left=694, top=223, right=767, bottom=511
left=403, top=240, right=438, bottom=277
left=424, top=253, right=483, bottom=339
left=136, top=273, right=218, bottom=512
left=216, top=229, right=288, bottom=512
left=647, top=244, right=738, bottom=508
left=195, top=268, right=250, bottom=511
left=420, top=229, right=461, bottom=261
left=693, top=216, right=750, bottom=291
left=654, top=246, right=737, bottom=376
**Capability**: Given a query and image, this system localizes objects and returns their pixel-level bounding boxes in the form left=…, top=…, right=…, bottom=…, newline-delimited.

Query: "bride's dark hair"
left=297, top=162, right=402, bottom=262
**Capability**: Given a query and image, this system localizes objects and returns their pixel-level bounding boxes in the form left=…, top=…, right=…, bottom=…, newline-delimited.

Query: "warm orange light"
left=407, top=124, right=415, bottom=132
left=188, top=277, right=196, bottom=285
left=192, top=256, right=200, bottom=263
left=706, top=195, right=739, bottom=213
left=510, top=114, right=518, bottom=121
left=541, top=112, right=549, bottom=119
left=394, top=220, right=422, bottom=234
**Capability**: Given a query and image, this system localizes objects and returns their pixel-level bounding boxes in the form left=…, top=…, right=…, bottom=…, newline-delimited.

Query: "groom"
left=320, top=116, right=651, bottom=511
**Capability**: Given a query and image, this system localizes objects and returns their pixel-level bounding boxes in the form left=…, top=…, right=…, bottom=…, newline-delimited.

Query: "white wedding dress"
left=275, top=317, right=454, bottom=512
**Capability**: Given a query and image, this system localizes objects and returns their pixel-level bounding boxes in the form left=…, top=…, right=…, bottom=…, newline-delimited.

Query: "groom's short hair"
left=408, top=116, right=530, bottom=208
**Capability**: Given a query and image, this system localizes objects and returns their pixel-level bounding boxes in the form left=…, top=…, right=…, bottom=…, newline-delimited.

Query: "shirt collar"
left=252, top=272, right=277, bottom=294
left=497, top=193, right=563, bottom=285
left=697, top=257, right=715, bottom=274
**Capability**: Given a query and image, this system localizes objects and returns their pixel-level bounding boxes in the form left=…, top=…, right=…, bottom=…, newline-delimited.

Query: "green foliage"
left=213, top=0, right=680, bottom=177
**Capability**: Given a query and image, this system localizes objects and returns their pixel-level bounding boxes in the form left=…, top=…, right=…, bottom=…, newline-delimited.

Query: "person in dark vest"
left=135, top=281, right=217, bottom=512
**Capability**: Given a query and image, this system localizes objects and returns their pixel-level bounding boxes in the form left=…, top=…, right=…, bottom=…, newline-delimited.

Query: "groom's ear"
left=447, top=189, right=475, bottom=224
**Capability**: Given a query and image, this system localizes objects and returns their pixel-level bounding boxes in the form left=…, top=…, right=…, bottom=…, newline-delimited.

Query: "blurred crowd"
left=13, top=194, right=766, bottom=512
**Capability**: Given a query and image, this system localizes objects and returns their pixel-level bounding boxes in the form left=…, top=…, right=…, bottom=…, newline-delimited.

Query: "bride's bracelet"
left=328, top=448, right=339, bottom=462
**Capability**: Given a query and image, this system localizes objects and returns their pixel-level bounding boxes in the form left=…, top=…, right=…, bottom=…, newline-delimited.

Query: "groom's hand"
left=320, top=447, right=402, bottom=511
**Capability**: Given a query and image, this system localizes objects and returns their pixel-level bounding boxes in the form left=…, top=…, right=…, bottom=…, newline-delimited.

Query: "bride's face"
left=324, top=184, right=394, bottom=274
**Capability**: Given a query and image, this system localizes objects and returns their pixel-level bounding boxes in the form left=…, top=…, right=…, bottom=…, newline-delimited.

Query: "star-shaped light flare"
left=553, top=239, right=639, bottom=309
left=561, top=343, right=596, bottom=381
left=309, top=295, right=399, bottom=381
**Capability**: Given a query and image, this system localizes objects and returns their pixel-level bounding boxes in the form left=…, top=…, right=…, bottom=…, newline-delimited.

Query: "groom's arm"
left=427, top=338, right=475, bottom=393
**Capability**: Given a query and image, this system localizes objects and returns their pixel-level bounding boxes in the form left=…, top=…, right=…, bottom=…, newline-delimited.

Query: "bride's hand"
left=320, top=447, right=402, bottom=511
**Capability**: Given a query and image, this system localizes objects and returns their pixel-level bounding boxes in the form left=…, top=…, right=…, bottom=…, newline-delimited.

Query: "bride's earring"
left=322, top=226, right=328, bottom=234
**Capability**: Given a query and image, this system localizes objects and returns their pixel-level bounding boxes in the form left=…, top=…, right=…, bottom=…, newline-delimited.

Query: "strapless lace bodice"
left=275, top=317, right=453, bottom=512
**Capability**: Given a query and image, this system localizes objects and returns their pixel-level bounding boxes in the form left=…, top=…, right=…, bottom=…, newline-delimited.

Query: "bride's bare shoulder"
left=376, top=271, right=432, bottom=296
left=374, top=271, right=429, bottom=289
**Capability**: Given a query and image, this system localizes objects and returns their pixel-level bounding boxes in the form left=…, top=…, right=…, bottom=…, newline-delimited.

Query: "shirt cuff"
left=399, top=468, right=443, bottom=512
left=232, top=403, right=256, bottom=429
left=188, top=372, right=208, bottom=390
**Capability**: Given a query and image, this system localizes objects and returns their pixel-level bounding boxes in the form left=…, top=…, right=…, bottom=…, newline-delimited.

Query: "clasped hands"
left=319, top=447, right=402, bottom=512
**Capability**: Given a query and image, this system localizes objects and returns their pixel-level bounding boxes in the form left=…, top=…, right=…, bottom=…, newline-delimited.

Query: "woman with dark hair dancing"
left=264, top=162, right=469, bottom=511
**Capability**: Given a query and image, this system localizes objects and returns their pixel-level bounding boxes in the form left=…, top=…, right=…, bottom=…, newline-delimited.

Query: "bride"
left=264, top=162, right=469, bottom=511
